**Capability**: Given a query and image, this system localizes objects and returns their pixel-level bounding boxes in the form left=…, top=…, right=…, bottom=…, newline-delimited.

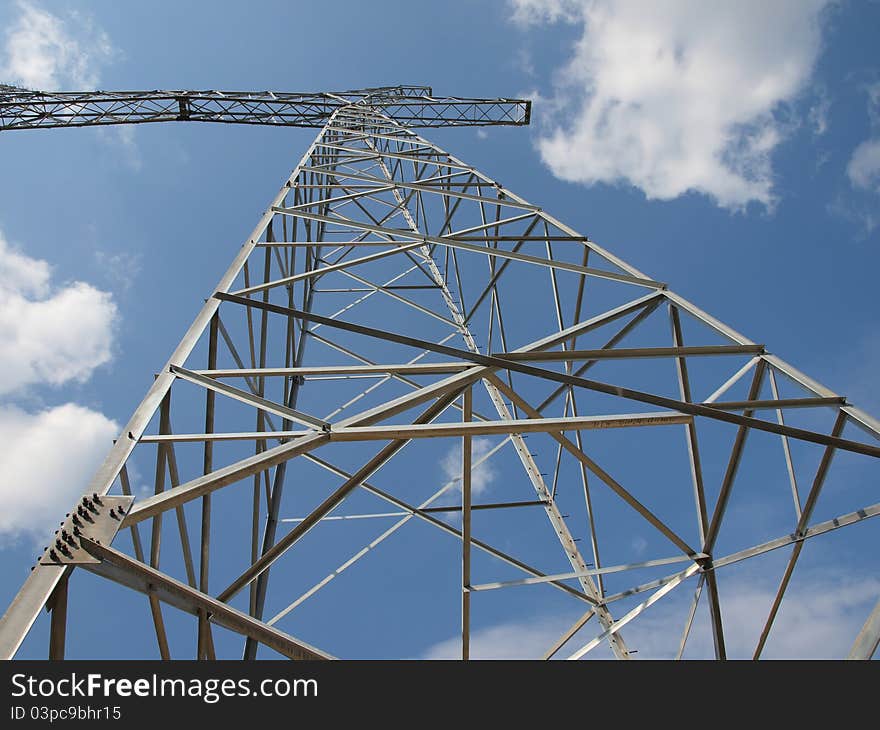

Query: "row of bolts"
left=36, top=494, right=128, bottom=566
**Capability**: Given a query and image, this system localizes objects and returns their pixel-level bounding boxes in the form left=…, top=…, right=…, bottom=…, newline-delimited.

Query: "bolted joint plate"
left=39, top=495, right=134, bottom=566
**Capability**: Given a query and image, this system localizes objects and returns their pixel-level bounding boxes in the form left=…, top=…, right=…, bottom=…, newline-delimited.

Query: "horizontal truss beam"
left=193, top=363, right=469, bottom=377
left=136, top=411, right=690, bottom=443
left=281, top=500, right=548, bottom=521
left=270, top=208, right=665, bottom=289
left=0, top=85, right=530, bottom=130
left=499, top=345, right=765, bottom=361
left=216, top=292, right=880, bottom=459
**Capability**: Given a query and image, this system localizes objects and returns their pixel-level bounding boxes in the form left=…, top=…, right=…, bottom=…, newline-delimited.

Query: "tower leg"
left=48, top=572, right=69, bottom=660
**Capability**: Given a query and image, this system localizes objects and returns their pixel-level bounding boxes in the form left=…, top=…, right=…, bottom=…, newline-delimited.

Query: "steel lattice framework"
left=0, top=84, right=529, bottom=129
left=0, top=86, right=878, bottom=660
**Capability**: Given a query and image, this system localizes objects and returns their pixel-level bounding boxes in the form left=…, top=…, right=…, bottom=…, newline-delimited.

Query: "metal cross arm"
left=0, top=84, right=531, bottom=130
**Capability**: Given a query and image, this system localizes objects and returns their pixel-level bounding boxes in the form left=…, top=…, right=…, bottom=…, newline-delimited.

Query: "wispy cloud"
left=837, top=82, right=880, bottom=235
left=846, top=83, right=880, bottom=195
left=440, top=437, right=499, bottom=497
left=848, top=139, right=880, bottom=193
left=1, top=0, right=114, bottom=90
left=419, top=569, right=879, bottom=659
left=808, top=85, right=831, bottom=136
left=96, top=125, right=143, bottom=172
left=509, top=0, right=833, bottom=210
left=421, top=616, right=570, bottom=659
left=515, top=47, right=536, bottom=78
left=626, top=570, right=880, bottom=659
left=1, top=2, right=141, bottom=168
left=93, top=248, right=142, bottom=294
left=510, top=0, right=581, bottom=25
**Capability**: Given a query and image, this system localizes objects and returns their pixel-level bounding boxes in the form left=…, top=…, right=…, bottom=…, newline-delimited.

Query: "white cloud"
left=0, top=233, right=50, bottom=296
left=0, top=232, right=117, bottom=395
left=440, top=437, right=499, bottom=497
left=96, top=125, right=144, bottom=172
left=0, top=0, right=126, bottom=543
left=0, top=403, right=118, bottom=542
left=420, top=569, right=878, bottom=659
left=421, top=616, right=570, bottom=659
left=516, top=47, right=536, bottom=78
left=511, top=0, right=581, bottom=25
left=847, top=84, right=880, bottom=194
left=808, top=86, right=831, bottom=136
left=0, top=2, right=138, bottom=167
left=627, top=571, right=880, bottom=659
left=631, top=536, right=647, bottom=556
left=93, top=249, right=142, bottom=294
left=0, top=231, right=120, bottom=543
left=846, top=138, right=880, bottom=193
left=510, top=0, right=832, bottom=209
left=113, top=125, right=142, bottom=171
left=847, top=139, right=880, bottom=192
left=840, top=83, right=880, bottom=233
left=1, top=0, right=114, bottom=90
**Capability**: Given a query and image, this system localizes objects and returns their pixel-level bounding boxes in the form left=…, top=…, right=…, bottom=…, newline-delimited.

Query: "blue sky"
left=0, top=0, right=878, bottom=659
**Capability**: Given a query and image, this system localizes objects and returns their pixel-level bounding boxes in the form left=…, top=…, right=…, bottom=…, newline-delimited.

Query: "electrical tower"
left=0, top=85, right=878, bottom=660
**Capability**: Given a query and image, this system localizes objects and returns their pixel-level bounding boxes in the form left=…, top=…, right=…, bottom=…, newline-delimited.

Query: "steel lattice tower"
left=1, top=85, right=878, bottom=660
